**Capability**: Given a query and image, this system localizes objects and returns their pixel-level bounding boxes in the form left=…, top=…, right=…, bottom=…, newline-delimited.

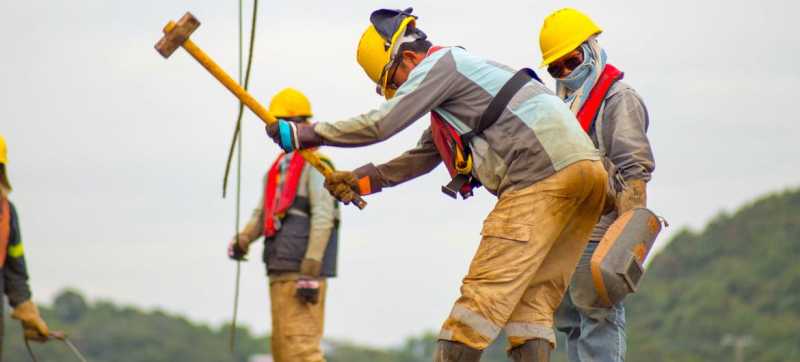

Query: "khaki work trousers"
left=439, top=160, right=608, bottom=350
left=269, top=278, right=327, bottom=362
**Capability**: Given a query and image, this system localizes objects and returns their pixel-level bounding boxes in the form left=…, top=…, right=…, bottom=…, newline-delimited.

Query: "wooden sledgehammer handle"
left=159, top=19, right=367, bottom=209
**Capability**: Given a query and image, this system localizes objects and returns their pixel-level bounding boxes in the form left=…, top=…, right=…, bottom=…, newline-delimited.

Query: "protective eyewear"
left=547, top=51, right=584, bottom=78
left=375, top=56, right=402, bottom=96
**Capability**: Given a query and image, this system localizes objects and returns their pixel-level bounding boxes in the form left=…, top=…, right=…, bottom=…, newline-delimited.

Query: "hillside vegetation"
left=4, top=188, right=798, bottom=361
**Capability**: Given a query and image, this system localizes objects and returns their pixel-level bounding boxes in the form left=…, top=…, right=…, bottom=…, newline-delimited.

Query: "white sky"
left=1, top=0, right=796, bottom=347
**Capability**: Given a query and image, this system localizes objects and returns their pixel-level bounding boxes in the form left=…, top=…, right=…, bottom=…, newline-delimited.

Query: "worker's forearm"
left=239, top=209, right=264, bottom=242
left=313, top=105, right=396, bottom=147
left=305, top=227, right=333, bottom=262
left=5, top=204, right=31, bottom=307
left=351, top=129, right=441, bottom=195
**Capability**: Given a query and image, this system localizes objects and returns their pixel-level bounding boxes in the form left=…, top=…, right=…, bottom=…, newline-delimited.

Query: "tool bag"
left=431, top=65, right=541, bottom=199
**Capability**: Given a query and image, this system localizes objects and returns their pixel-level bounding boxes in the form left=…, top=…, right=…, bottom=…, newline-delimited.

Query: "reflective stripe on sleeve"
left=8, top=243, right=23, bottom=258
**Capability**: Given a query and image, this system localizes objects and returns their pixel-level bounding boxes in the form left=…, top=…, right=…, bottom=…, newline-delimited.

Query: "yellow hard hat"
left=0, top=134, right=10, bottom=191
left=0, top=134, right=6, bottom=165
left=357, top=8, right=419, bottom=100
left=268, top=87, right=312, bottom=119
left=539, top=8, right=602, bottom=67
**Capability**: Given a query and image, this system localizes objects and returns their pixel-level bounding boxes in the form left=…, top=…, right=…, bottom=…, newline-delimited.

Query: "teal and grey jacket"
left=588, top=81, right=655, bottom=241
left=314, top=47, right=600, bottom=196
left=241, top=156, right=340, bottom=278
left=1, top=200, right=33, bottom=324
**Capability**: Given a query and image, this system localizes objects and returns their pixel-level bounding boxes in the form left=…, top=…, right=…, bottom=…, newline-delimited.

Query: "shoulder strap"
left=577, top=64, right=624, bottom=133
left=463, top=68, right=540, bottom=142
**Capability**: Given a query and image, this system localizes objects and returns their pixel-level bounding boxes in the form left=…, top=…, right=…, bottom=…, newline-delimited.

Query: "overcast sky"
left=0, top=0, right=796, bottom=347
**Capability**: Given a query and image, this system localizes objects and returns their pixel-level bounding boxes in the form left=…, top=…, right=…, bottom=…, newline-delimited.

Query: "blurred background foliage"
left=4, top=188, right=798, bottom=361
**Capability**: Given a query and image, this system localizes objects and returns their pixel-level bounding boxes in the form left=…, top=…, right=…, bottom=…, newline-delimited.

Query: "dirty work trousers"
left=438, top=160, right=608, bottom=350
left=270, top=278, right=327, bottom=362
left=556, top=241, right=626, bottom=362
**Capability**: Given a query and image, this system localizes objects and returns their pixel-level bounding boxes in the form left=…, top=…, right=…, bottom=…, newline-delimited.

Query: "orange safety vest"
left=0, top=197, right=10, bottom=267
left=263, top=152, right=306, bottom=237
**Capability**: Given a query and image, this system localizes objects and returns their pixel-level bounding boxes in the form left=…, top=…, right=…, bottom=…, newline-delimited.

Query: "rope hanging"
left=227, top=0, right=260, bottom=354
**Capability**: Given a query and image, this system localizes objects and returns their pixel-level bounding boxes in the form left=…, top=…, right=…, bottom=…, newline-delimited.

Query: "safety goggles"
left=375, top=56, right=402, bottom=96
left=547, top=50, right=584, bottom=78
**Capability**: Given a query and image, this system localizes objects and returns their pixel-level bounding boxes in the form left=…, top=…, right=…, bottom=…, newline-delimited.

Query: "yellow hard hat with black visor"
left=356, top=8, right=427, bottom=100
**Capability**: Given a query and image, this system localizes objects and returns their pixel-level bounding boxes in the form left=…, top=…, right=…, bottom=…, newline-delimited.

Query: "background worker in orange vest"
left=228, top=88, right=340, bottom=362
left=0, top=134, right=50, bottom=360
left=265, top=8, right=608, bottom=362
left=539, top=9, right=656, bottom=362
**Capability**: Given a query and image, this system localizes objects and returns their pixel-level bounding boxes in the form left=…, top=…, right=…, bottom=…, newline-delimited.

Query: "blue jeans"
left=555, top=242, right=627, bottom=362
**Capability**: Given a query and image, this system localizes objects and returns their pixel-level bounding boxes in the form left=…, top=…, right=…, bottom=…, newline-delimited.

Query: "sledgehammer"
left=155, top=12, right=367, bottom=209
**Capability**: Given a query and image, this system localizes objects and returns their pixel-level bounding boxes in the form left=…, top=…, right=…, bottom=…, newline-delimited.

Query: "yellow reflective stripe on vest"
left=8, top=243, right=23, bottom=258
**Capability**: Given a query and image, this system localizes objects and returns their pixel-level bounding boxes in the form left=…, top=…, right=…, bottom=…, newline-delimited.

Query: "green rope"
left=228, top=0, right=259, bottom=354
left=222, top=0, right=260, bottom=199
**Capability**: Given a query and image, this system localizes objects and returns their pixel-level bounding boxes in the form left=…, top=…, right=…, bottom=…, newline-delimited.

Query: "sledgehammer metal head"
left=155, top=12, right=201, bottom=58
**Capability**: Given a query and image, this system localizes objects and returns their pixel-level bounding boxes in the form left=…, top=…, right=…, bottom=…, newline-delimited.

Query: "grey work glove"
left=616, top=179, right=647, bottom=215
left=265, top=120, right=323, bottom=153
left=323, top=171, right=361, bottom=205
left=227, top=234, right=251, bottom=261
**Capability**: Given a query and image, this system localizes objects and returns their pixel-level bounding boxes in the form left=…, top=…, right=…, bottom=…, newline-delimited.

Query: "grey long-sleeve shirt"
left=2, top=200, right=32, bottom=308
left=589, top=81, right=655, bottom=240
left=314, top=47, right=599, bottom=197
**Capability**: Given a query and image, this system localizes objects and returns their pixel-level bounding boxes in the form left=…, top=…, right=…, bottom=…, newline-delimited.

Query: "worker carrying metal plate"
left=538, top=8, right=659, bottom=362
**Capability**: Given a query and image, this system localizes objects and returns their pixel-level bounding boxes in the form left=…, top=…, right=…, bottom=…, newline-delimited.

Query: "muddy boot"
left=433, top=340, right=482, bottom=362
left=508, top=338, right=551, bottom=362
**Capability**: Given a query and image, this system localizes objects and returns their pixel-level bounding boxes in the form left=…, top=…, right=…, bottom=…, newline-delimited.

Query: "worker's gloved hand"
left=324, top=171, right=361, bottom=205
left=295, top=278, right=320, bottom=304
left=265, top=120, right=323, bottom=152
left=615, top=179, right=647, bottom=215
left=227, top=234, right=250, bottom=261
left=12, top=300, right=49, bottom=342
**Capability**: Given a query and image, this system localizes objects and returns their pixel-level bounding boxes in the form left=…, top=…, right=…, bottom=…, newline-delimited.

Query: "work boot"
left=508, top=338, right=551, bottom=362
left=434, top=340, right=482, bottom=362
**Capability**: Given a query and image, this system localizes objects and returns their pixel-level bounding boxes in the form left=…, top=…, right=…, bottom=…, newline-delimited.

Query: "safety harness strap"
left=436, top=68, right=540, bottom=199
left=461, top=68, right=540, bottom=144
left=263, top=152, right=306, bottom=237
left=576, top=64, right=624, bottom=133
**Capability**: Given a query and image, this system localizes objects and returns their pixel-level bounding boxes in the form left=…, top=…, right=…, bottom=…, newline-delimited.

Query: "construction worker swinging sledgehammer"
left=0, top=134, right=51, bottom=360
left=265, top=8, right=607, bottom=362
left=229, top=89, right=340, bottom=362
left=538, top=9, right=657, bottom=362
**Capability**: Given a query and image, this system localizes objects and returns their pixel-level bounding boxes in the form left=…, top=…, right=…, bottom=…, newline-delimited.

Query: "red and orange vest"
left=262, top=153, right=306, bottom=237
left=0, top=198, right=11, bottom=267
left=576, top=64, right=624, bottom=134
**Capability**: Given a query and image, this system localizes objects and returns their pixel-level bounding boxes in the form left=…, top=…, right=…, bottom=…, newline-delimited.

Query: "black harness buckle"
left=442, top=174, right=473, bottom=199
